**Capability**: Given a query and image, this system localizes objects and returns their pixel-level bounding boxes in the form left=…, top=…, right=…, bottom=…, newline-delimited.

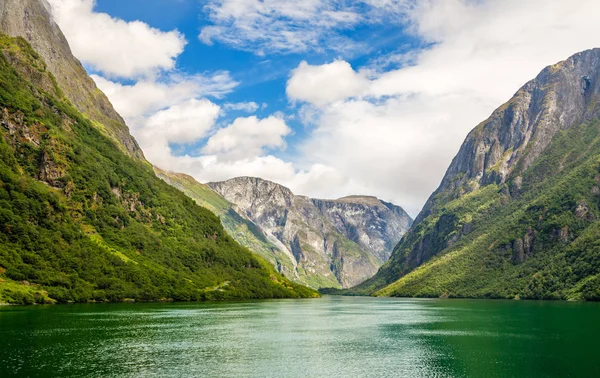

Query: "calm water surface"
left=0, top=296, right=599, bottom=377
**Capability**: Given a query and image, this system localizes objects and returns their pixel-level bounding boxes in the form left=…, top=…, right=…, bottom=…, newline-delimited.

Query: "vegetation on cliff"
left=0, top=34, right=318, bottom=304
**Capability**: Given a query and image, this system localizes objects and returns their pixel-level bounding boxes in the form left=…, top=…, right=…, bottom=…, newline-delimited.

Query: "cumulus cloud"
left=287, top=61, right=370, bottom=107
left=48, top=0, right=186, bottom=78
left=92, top=73, right=238, bottom=120
left=145, top=99, right=220, bottom=144
left=202, top=116, right=292, bottom=161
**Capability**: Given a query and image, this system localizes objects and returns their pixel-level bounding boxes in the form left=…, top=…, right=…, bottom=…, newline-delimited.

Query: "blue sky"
left=47, top=0, right=600, bottom=216
left=91, top=0, right=423, bottom=159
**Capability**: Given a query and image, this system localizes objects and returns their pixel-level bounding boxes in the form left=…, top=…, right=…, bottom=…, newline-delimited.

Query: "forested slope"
left=0, top=34, right=317, bottom=304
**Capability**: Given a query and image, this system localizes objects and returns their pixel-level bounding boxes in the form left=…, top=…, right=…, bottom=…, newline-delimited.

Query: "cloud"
left=223, top=102, right=260, bottom=112
left=295, top=95, right=485, bottom=215
left=48, top=0, right=186, bottom=78
left=145, top=99, right=220, bottom=144
left=199, top=0, right=366, bottom=54
left=91, top=73, right=238, bottom=120
left=285, top=0, right=600, bottom=215
left=287, top=61, right=370, bottom=107
left=202, top=116, right=292, bottom=161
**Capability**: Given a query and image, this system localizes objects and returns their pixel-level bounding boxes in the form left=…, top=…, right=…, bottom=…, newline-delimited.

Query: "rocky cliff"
left=312, top=196, right=412, bottom=262
left=0, top=0, right=143, bottom=158
left=209, top=177, right=412, bottom=288
left=417, top=48, right=600, bottom=224
left=351, top=48, right=600, bottom=300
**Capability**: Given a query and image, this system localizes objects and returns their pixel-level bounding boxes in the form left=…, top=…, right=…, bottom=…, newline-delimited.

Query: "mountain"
left=351, top=48, right=600, bottom=301
left=0, top=0, right=143, bottom=159
left=209, top=177, right=413, bottom=288
left=154, top=168, right=298, bottom=279
left=0, top=5, right=317, bottom=304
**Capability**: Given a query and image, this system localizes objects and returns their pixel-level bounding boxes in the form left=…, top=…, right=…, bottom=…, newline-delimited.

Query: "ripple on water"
left=1, top=296, right=599, bottom=377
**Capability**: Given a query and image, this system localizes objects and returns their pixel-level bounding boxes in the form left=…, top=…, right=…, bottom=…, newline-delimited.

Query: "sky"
left=46, top=0, right=600, bottom=217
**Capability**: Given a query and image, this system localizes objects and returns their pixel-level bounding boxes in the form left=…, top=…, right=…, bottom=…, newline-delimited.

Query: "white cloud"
left=202, top=116, right=292, bottom=161
left=91, top=73, right=241, bottom=175
left=145, top=99, right=220, bottom=144
left=48, top=0, right=186, bottom=78
left=223, top=102, right=260, bottom=112
left=92, top=73, right=238, bottom=120
left=178, top=155, right=297, bottom=184
left=199, top=0, right=364, bottom=54
left=295, top=95, right=487, bottom=215
left=287, top=61, right=370, bottom=107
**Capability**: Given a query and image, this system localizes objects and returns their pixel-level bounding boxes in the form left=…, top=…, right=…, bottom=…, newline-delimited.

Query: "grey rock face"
left=0, top=0, right=143, bottom=159
left=209, top=177, right=412, bottom=288
left=417, top=48, right=600, bottom=224
left=312, top=196, right=412, bottom=262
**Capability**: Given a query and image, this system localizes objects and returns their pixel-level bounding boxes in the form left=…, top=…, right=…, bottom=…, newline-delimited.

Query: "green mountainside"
left=0, top=0, right=143, bottom=159
left=348, top=48, right=600, bottom=301
left=0, top=34, right=318, bottom=304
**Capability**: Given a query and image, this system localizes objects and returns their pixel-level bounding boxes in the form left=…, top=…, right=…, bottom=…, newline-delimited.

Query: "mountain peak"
left=334, top=195, right=381, bottom=206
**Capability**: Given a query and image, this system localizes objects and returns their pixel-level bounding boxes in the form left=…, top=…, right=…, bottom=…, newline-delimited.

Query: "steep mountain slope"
left=209, top=177, right=412, bottom=288
left=0, top=0, right=143, bottom=158
left=352, top=48, right=600, bottom=300
left=155, top=168, right=298, bottom=278
left=0, top=34, right=317, bottom=304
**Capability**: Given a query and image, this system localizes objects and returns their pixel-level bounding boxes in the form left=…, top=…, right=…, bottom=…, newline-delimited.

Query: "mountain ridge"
left=0, top=0, right=143, bottom=159
left=154, top=168, right=300, bottom=281
left=348, top=48, right=600, bottom=300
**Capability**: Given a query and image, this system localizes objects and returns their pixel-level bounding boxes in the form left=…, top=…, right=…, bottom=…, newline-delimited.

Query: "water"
left=0, top=296, right=599, bottom=377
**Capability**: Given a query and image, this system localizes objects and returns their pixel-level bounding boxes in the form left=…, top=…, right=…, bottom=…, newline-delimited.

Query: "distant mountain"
left=351, top=48, right=600, bottom=301
left=208, top=177, right=413, bottom=288
left=0, top=0, right=317, bottom=304
left=155, top=169, right=299, bottom=279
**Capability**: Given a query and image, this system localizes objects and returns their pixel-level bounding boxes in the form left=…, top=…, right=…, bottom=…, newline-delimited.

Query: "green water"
left=0, top=296, right=599, bottom=377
